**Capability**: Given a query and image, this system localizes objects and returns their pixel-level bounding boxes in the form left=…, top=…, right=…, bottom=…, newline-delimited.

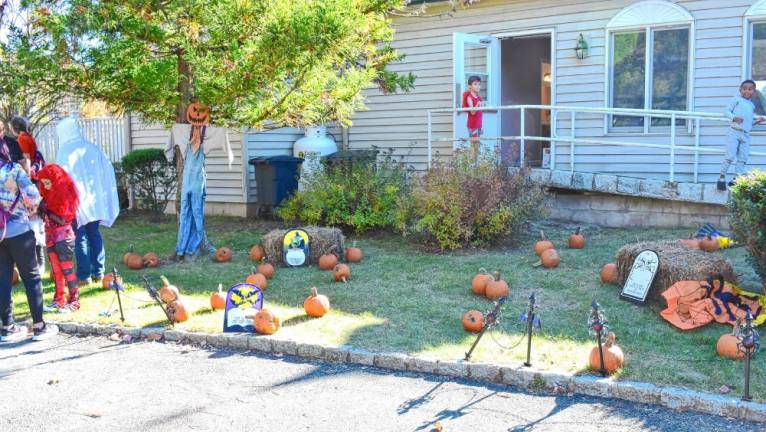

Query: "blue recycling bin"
left=249, top=155, right=304, bottom=213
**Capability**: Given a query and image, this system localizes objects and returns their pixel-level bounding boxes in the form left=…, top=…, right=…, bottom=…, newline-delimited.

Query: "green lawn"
left=12, top=212, right=766, bottom=400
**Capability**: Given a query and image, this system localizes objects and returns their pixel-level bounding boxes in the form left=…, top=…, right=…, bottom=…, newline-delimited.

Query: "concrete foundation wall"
left=547, top=190, right=730, bottom=229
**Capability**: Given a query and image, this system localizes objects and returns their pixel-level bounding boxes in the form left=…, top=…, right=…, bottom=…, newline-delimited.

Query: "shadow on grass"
left=281, top=314, right=312, bottom=328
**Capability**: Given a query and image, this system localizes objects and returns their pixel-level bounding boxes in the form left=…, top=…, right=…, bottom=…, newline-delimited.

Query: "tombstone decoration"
left=620, top=249, right=660, bottom=303
left=283, top=228, right=311, bottom=267
left=223, top=283, right=264, bottom=333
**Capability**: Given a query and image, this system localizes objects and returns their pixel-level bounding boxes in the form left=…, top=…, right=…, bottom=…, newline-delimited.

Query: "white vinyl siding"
left=344, top=0, right=762, bottom=182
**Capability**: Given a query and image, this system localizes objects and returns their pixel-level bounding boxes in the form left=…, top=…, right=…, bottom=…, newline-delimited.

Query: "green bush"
left=729, top=170, right=766, bottom=289
left=277, top=150, right=411, bottom=233
left=121, top=148, right=177, bottom=214
left=408, top=152, right=546, bottom=250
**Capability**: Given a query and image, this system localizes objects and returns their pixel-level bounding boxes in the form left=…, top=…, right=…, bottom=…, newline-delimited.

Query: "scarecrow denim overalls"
left=175, top=145, right=214, bottom=256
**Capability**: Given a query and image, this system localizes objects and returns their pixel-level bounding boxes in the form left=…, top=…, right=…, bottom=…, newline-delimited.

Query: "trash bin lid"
left=249, top=155, right=304, bottom=165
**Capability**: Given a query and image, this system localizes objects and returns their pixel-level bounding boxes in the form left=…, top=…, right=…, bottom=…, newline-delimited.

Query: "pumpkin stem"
left=539, top=230, right=546, bottom=240
left=574, top=227, right=581, bottom=235
left=478, top=267, right=487, bottom=275
left=493, top=271, right=501, bottom=281
left=217, top=283, right=223, bottom=294
left=160, top=275, right=170, bottom=287
left=707, top=235, right=713, bottom=240
left=310, top=287, right=319, bottom=297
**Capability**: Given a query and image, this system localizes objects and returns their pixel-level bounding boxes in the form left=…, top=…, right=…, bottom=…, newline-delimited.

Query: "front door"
left=453, top=33, right=500, bottom=157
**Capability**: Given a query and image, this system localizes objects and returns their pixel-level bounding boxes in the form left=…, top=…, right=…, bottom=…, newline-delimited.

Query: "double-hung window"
left=606, top=2, right=694, bottom=131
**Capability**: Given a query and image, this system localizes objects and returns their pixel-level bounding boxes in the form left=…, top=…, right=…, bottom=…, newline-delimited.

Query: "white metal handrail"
left=427, top=104, right=766, bottom=183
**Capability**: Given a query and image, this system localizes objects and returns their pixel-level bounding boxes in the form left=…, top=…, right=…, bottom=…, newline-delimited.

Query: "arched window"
left=606, top=1, right=694, bottom=131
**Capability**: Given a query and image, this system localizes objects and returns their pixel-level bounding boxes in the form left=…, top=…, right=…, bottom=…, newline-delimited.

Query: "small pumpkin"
left=254, top=308, right=281, bottom=335
left=700, top=235, right=720, bottom=253
left=167, top=300, right=189, bottom=323
left=257, top=259, right=275, bottom=279
left=534, top=231, right=554, bottom=256
left=12, top=267, right=20, bottom=285
left=304, top=287, right=331, bottom=317
left=680, top=234, right=700, bottom=249
left=588, top=332, right=624, bottom=374
left=126, top=253, right=144, bottom=270
left=142, top=252, right=159, bottom=268
left=159, top=275, right=180, bottom=304
left=214, top=247, right=233, bottom=263
left=333, top=263, right=351, bottom=283
left=568, top=227, right=585, bottom=249
left=245, top=267, right=268, bottom=290
left=210, top=283, right=227, bottom=310
left=537, top=248, right=560, bottom=269
left=250, top=244, right=265, bottom=263
left=318, top=250, right=339, bottom=270
left=485, top=271, right=509, bottom=300
left=471, top=268, right=493, bottom=296
left=101, top=273, right=123, bottom=290
left=345, top=241, right=363, bottom=263
left=462, top=310, right=484, bottom=333
left=716, top=331, right=745, bottom=360
left=600, top=263, right=619, bottom=285
left=123, top=245, right=138, bottom=266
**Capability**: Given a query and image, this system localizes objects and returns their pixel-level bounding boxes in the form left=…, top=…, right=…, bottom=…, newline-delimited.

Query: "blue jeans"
left=176, top=191, right=213, bottom=256
left=73, top=221, right=105, bottom=281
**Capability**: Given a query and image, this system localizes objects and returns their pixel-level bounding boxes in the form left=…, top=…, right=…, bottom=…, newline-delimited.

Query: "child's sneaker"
left=64, top=301, right=80, bottom=312
left=32, top=323, right=59, bottom=341
left=0, top=324, right=29, bottom=343
left=716, top=179, right=727, bottom=191
left=43, top=300, right=66, bottom=313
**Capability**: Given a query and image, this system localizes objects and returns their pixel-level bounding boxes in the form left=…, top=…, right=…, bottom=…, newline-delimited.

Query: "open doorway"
left=499, top=34, right=552, bottom=167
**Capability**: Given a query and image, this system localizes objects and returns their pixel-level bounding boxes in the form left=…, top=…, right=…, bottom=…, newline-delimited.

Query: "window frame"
left=744, top=5, right=766, bottom=133
left=606, top=23, right=693, bottom=133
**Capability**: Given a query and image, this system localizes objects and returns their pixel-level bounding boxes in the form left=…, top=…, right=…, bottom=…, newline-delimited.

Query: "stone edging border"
left=52, top=321, right=766, bottom=423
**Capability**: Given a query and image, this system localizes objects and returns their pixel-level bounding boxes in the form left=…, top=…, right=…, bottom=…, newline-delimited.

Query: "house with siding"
left=128, top=0, right=766, bottom=225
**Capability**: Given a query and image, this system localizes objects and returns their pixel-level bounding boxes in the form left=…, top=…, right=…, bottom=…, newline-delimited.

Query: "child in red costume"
left=37, top=164, right=80, bottom=311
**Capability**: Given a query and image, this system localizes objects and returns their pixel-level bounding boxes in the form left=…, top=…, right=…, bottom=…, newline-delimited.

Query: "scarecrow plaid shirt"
left=0, top=161, right=40, bottom=228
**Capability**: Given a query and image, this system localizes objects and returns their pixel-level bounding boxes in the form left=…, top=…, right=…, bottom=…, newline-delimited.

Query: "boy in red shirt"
left=462, top=75, right=484, bottom=161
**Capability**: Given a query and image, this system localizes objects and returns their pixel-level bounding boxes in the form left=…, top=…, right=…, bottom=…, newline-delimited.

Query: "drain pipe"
left=342, top=126, right=349, bottom=151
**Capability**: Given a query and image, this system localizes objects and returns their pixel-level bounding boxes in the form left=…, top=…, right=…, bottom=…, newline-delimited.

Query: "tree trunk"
left=174, top=52, right=192, bottom=214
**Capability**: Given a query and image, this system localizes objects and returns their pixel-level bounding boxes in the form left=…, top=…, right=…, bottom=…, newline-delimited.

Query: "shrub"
left=277, top=149, right=412, bottom=233
left=121, top=148, right=177, bottom=214
left=729, top=170, right=766, bottom=290
left=408, top=152, right=546, bottom=250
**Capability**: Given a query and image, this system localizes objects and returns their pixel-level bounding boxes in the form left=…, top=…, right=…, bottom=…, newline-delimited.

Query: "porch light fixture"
left=543, top=73, right=551, bottom=83
left=574, top=33, right=589, bottom=60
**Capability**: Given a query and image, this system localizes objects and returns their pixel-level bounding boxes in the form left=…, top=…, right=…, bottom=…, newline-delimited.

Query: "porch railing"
left=35, top=116, right=127, bottom=163
left=426, top=105, right=766, bottom=183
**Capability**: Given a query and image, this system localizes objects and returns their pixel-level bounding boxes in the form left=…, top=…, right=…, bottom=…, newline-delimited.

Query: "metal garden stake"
left=520, top=293, right=541, bottom=367
left=588, top=300, right=610, bottom=377
left=738, top=310, right=760, bottom=402
left=110, top=266, right=125, bottom=322
left=465, top=296, right=508, bottom=360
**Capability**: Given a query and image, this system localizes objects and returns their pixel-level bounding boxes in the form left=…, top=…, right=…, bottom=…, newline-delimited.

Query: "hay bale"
left=615, top=240, right=736, bottom=303
left=261, top=227, right=345, bottom=266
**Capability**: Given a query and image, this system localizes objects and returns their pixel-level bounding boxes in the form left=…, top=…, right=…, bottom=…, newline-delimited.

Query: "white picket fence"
left=35, top=117, right=127, bottom=163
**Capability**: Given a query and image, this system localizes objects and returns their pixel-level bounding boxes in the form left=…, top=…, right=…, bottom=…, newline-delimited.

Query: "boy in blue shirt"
left=718, top=80, right=765, bottom=191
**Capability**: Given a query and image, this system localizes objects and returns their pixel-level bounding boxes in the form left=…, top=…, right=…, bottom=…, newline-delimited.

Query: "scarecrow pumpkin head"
left=186, top=101, right=211, bottom=126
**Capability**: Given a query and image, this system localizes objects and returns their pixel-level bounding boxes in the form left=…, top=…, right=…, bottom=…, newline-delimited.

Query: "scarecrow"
left=165, top=101, right=234, bottom=260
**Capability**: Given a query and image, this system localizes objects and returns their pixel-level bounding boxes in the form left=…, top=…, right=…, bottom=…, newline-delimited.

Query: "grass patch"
left=12, top=212, right=766, bottom=400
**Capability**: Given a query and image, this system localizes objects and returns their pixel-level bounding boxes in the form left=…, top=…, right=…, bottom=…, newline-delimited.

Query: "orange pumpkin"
left=304, top=287, right=331, bottom=317
left=318, top=253, right=338, bottom=271
left=716, top=332, right=745, bottom=360
left=159, top=275, right=180, bottom=304
left=680, top=234, right=700, bottom=249
left=12, top=267, right=20, bottom=285
left=600, top=263, right=619, bottom=285
left=142, top=252, right=159, bottom=268
left=485, top=271, right=509, bottom=300
left=257, top=259, right=275, bottom=279
left=102, top=273, right=123, bottom=290
left=333, top=263, right=351, bottom=283
left=568, top=227, right=585, bottom=249
left=126, top=253, right=144, bottom=270
left=471, top=268, right=493, bottom=296
left=214, top=247, right=233, bottom=263
left=588, top=332, right=624, bottom=374
left=345, top=241, right=363, bottom=263
left=254, top=309, right=281, bottom=335
left=250, top=244, right=265, bottom=262
left=462, top=310, right=484, bottom=333
left=539, top=249, right=560, bottom=269
left=700, top=236, right=720, bottom=253
left=167, top=300, right=189, bottom=323
left=245, top=268, right=268, bottom=290
left=186, top=101, right=211, bottom=126
left=210, top=283, right=227, bottom=310
left=534, top=231, right=554, bottom=256
left=123, top=246, right=138, bottom=265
